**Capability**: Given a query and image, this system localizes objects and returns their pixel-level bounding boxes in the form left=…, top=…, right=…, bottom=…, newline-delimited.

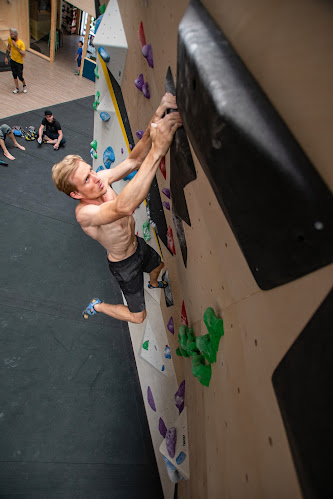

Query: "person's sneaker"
left=23, top=86, right=27, bottom=93
left=13, top=88, right=19, bottom=94
left=74, top=71, right=80, bottom=75
left=82, top=298, right=101, bottom=319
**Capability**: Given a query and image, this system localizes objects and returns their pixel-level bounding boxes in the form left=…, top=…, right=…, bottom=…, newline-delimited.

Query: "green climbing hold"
left=99, top=3, right=106, bottom=14
left=191, top=354, right=212, bottom=387
left=143, top=340, right=149, bottom=350
left=203, top=307, right=224, bottom=354
left=93, top=91, right=100, bottom=111
left=196, top=334, right=217, bottom=363
left=178, top=325, right=191, bottom=358
left=143, top=220, right=151, bottom=241
left=90, top=139, right=97, bottom=151
left=176, top=347, right=183, bottom=357
left=94, top=65, right=99, bottom=79
left=187, top=329, right=200, bottom=356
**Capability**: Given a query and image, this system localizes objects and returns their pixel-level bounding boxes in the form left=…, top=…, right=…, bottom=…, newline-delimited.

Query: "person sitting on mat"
left=37, top=109, right=66, bottom=150
left=0, top=124, right=26, bottom=162
left=52, top=93, right=181, bottom=324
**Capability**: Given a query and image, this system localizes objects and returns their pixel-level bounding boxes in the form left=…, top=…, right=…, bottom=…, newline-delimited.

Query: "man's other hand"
left=150, top=112, right=182, bottom=157
left=153, top=93, right=178, bottom=123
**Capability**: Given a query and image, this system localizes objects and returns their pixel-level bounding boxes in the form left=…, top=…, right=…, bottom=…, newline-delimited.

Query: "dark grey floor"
left=0, top=97, right=163, bottom=498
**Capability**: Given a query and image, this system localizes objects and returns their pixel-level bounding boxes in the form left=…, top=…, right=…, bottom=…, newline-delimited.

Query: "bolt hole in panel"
left=177, top=0, right=333, bottom=290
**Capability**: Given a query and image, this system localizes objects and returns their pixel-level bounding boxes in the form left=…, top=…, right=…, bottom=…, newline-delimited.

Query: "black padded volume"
left=177, top=0, right=333, bottom=290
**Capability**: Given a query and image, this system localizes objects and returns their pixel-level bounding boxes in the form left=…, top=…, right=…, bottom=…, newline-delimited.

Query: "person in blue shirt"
left=74, top=40, right=83, bottom=75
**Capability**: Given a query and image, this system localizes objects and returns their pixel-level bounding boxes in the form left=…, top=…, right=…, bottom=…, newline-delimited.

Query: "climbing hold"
left=136, top=130, right=144, bottom=140
left=103, top=146, right=115, bottom=169
left=98, top=46, right=110, bottom=62
left=178, top=325, right=191, bottom=357
left=159, top=417, right=168, bottom=438
left=138, top=21, right=146, bottom=47
left=90, top=139, right=97, bottom=152
left=167, top=226, right=176, bottom=255
left=143, top=340, right=149, bottom=350
left=159, top=156, right=166, bottom=179
left=176, top=452, right=186, bottom=465
left=96, top=165, right=104, bottom=172
left=90, top=148, right=97, bottom=159
left=186, top=328, right=200, bottom=356
left=121, top=148, right=124, bottom=154
left=100, top=111, right=110, bottom=122
left=123, top=171, right=137, bottom=181
left=162, top=201, right=170, bottom=210
left=142, top=43, right=154, bottom=68
left=166, top=427, right=177, bottom=458
left=174, top=380, right=185, bottom=414
left=161, top=365, right=165, bottom=371
left=162, top=187, right=170, bottom=199
left=181, top=300, right=188, bottom=326
left=129, top=144, right=133, bottom=150
left=167, top=316, right=174, bottom=334
left=135, top=73, right=144, bottom=91
left=93, top=91, right=100, bottom=111
left=147, top=386, right=156, bottom=411
left=142, top=81, right=150, bottom=99
left=99, top=3, right=106, bottom=14
left=191, top=355, right=212, bottom=387
left=163, top=456, right=185, bottom=483
left=164, top=345, right=171, bottom=359
left=176, top=347, right=182, bottom=357
left=204, top=307, right=224, bottom=354
left=143, top=220, right=151, bottom=241
left=196, top=334, right=217, bottom=364
left=94, top=15, right=103, bottom=35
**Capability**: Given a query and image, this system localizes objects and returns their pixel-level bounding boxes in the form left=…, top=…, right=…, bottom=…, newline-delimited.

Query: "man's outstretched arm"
left=78, top=112, right=182, bottom=228
left=99, top=93, right=178, bottom=185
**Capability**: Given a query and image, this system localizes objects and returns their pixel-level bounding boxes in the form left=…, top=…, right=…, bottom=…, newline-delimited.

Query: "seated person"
left=37, top=110, right=66, bottom=150
left=0, top=124, right=25, bottom=161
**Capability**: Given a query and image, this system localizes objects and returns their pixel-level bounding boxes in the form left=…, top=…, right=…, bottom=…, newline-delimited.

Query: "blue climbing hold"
left=164, top=346, right=171, bottom=359
left=123, top=170, right=137, bottom=181
left=98, top=46, right=110, bottom=62
left=94, top=14, right=104, bottom=34
left=96, top=165, right=105, bottom=172
left=161, top=365, right=165, bottom=372
left=103, top=146, right=115, bottom=169
left=100, top=111, right=111, bottom=122
left=176, top=452, right=186, bottom=465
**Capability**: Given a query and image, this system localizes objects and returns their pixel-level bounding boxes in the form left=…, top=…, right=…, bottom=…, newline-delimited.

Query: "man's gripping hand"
left=152, top=93, right=178, bottom=123
left=150, top=112, right=182, bottom=157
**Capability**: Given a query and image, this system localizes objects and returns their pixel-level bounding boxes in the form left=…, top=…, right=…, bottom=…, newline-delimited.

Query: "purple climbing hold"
left=174, top=380, right=185, bottom=414
left=142, top=44, right=154, bottom=68
left=142, top=81, right=150, bottom=99
left=136, top=130, right=144, bottom=140
left=167, top=317, right=174, bottom=334
left=129, top=144, right=133, bottom=150
left=121, top=148, right=124, bottom=154
left=162, top=201, right=170, bottom=210
left=159, top=417, right=167, bottom=438
left=142, top=44, right=150, bottom=57
left=162, top=187, right=171, bottom=199
left=147, top=386, right=156, bottom=411
left=166, top=427, right=177, bottom=458
left=135, top=73, right=144, bottom=91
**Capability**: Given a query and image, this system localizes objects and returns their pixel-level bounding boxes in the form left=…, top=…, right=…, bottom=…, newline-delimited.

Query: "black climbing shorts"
left=108, top=236, right=161, bottom=313
left=10, top=59, right=24, bottom=81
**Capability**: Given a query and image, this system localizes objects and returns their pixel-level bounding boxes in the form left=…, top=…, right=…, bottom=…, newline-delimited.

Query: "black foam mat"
left=0, top=98, right=163, bottom=497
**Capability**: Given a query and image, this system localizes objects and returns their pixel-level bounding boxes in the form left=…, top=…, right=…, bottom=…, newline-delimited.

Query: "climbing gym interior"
left=0, top=0, right=332, bottom=498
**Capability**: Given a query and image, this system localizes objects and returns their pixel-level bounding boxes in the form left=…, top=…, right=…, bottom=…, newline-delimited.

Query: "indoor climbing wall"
left=93, top=0, right=333, bottom=498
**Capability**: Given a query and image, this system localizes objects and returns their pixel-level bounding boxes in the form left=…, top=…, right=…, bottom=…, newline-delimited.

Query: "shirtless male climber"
left=52, top=93, right=181, bottom=324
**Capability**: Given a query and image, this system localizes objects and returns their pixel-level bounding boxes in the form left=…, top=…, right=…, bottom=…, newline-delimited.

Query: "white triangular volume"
left=139, top=319, right=168, bottom=377
left=159, top=407, right=190, bottom=480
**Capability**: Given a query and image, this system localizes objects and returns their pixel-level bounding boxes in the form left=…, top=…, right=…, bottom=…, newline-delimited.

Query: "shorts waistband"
left=107, top=237, right=140, bottom=268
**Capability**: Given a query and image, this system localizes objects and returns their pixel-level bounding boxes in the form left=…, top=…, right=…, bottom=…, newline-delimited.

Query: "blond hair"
left=52, top=155, right=82, bottom=196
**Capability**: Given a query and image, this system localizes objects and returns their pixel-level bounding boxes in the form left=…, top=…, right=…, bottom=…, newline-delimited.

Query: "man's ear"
left=70, top=191, right=82, bottom=200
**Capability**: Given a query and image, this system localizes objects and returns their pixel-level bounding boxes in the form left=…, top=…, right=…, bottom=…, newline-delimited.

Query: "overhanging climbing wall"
left=92, top=0, right=333, bottom=498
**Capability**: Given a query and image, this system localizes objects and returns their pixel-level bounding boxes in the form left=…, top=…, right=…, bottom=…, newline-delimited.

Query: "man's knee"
left=132, top=309, right=147, bottom=324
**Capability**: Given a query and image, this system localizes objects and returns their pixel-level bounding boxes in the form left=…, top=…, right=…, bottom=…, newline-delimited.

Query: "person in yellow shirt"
left=5, top=28, right=28, bottom=94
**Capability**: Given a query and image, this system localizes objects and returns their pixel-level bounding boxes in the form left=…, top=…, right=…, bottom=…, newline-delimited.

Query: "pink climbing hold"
left=159, top=156, right=166, bottom=180
left=162, top=187, right=170, bottom=199
left=135, top=73, right=144, bottom=91
left=167, top=226, right=176, bottom=255
left=142, top=81, right=150, bottom=99
left=138, top=21, right=146, bottom=47
left=181, top=300, right=188, bottom=326
left=159, top=417, right=167, bottom=438
left=167, top=316, right=174, bottom=334
left=147, top=386, right=156, bottom=411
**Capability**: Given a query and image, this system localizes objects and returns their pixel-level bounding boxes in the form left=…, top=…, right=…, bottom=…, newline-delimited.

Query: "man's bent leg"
left=8, top=132, right=25, bottom=151
left=149, top=261, right=165, bottom=287
left=0, top=138, right=15, bottom=160
left=94, top=302, right=147, bottom=324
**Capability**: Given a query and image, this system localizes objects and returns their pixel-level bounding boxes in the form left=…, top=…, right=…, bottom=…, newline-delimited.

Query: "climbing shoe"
left=148, top=281, right=168, bottom=289
left=82, top=298, right=101, bottom=319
